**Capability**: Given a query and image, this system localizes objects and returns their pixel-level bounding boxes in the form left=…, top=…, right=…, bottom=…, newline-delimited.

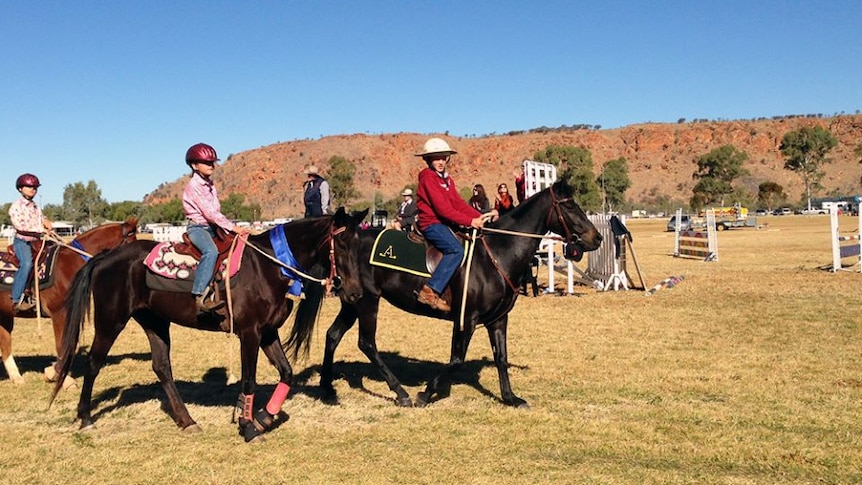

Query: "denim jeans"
left=422, top=223, right=464, bottom=294
left=186, top=224, right=218, bottom=295
left=11, top=238, right=33, bottom=303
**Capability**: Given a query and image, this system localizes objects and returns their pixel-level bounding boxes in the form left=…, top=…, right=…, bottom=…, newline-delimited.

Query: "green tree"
left=107, top=201, right=143, bottom=222
left=62, top=180, right=108, bottom=228
left=690, top=145, right=750, bottom=209
left=780, top=126, right=838, bottom=210
left=42, top=204, right=64, bottom=222
left=143, top=199, right=185, bottom=224
left=757, top=181, right=786, bottom=211
left=599, top=157, right=631, bottom=212
left=0, top=202, right=10, bottom=226
left=533, top=145, right=602, bottom=211
left=326, top=156, right=360, bottom=209
left=221, top=193, right=261, bottom=221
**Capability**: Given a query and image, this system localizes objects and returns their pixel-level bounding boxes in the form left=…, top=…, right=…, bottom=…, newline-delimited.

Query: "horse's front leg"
left=141, top=319, right=200, bottom=432
left=415, top=320, right=476, bottom=407
left=486, top=315, right=528, bottom=408
left=320, top=302, right=359, bottom=403
left=252, top=329, right=293, bottom=433
left=235, top=330, right=265, bottom=443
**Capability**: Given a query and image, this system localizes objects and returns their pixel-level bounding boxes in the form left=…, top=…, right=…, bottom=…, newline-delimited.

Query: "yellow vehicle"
left=697, top=205, right=756, bottom=230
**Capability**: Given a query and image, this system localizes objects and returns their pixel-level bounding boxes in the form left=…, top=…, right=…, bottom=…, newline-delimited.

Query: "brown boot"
left=195, top=294, right=226, bottom=314
left=14, top=300, right=35, bottom=313
left=417, top=285, right=451, bottom=312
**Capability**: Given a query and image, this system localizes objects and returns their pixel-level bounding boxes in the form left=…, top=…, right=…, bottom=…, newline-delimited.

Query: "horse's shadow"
left=6, top=350, right=151, bottom=381
left=295, top=351, right=529, bottom=406
left=79, top=351, right=527, bottom=421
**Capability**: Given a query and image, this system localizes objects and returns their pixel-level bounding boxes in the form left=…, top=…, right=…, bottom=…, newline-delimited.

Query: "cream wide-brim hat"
left=305, top=165, right=319, bottom=175
left=414, top=138, right=457, bottom=157
left=401, top=188, right=413, bottom=196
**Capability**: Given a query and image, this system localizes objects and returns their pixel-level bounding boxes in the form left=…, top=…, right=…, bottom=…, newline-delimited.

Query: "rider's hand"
left=234, top=226, right=251, bottom=236
left=470, top=216, right=486, bottom=229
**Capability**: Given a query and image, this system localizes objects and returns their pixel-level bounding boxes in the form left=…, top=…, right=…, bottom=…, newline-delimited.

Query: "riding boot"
left=195, top=294, right=225, bottom=314
left=416, top=285, right=451, bottom=312
left=14, top=300, right=35, bottom=313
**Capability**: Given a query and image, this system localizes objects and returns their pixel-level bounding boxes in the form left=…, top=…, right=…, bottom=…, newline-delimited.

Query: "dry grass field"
left=1, top=215, right=861, bottom=484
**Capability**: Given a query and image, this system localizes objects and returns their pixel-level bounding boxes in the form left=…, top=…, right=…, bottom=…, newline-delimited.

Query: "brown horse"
left=0, top=218, right=138, bottom=385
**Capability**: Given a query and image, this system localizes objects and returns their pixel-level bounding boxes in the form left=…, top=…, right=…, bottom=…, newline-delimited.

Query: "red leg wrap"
left=266, top=382, right=290, bottom=415
left=243, top=393, right=254, bottom=421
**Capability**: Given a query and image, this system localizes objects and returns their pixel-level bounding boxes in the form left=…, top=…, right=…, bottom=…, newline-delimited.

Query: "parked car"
left=773, top=208, right=793, bottom=216
left=666, top=214, right=692, bottom=232
left=800, top=208, right=828, bottom=215
left=755, top=209, right=768, bottom=216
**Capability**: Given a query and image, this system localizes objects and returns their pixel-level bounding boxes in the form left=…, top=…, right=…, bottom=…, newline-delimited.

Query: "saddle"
left=0, top=239, right=58, bottom=292
left=174, top=227, right=236, bottom=261
left=142, top=227, right=245, bottom=293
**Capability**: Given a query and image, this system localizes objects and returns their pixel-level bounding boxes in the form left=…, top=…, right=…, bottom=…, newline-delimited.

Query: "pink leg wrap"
left=266, top=382, right=291, bottom=415
left=242, top=393, right=254, bottom=421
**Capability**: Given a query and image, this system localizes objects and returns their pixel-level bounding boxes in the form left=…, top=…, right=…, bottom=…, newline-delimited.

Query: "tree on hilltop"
left=780, top=126, right=837, bottom=210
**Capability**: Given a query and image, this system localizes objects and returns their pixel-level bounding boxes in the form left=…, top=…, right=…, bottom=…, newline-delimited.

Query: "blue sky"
left=2, top=1, right=860, bottom=206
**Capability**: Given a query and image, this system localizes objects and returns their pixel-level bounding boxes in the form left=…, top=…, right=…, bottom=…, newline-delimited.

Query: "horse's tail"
left=282, top=278, right=325, bottom=361
left=48, top=250, right=105, bottom=407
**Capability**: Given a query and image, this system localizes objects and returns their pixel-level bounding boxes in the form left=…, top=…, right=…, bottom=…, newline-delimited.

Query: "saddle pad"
left=369, top=229, right=468, bottom=277
left=143, top=238, right=246, bottom=280
left=145, top=270, right=238, bottom=293
left=0, top=244, right=58, bottom=291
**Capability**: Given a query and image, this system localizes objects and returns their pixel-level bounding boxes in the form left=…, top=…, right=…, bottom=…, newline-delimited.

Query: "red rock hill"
left=145, top=115, right=862, bottom=218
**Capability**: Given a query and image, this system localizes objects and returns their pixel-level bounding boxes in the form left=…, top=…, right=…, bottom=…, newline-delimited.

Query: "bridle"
left=317, top=225, right=347, bottom=291
left=545, top=185, right=585, bottom=247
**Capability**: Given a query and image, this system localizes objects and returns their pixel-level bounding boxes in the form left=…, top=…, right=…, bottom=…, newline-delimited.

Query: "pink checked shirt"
left=9, top=196, right=44, bottom=242
left=182, top=172, right=236, bottom=231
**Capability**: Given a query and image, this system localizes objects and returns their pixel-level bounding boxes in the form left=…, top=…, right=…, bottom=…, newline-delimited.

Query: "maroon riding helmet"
left=15, top=173, right=41, bottom=189
left=185, top=143, right=219, bottom=165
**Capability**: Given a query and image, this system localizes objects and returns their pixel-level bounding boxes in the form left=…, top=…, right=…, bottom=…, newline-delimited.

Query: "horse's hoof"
left=320, top=387, right=339, bottom=406
left=505, top=397, right=530, bottom=409
left=43, top=365, right=58, bottom=382
left=414, top=392, right=431, bottom=408
left=10, top=375, right=25, bottom=385
left=182, top=424, right=203, bottom=434
left=239, top=419, right=265, bottom=443
left=79, top=422, right=96, bottom=432
left=395, top=396, right=413, bottom=407
left=61, top=376, right=77, bottom=391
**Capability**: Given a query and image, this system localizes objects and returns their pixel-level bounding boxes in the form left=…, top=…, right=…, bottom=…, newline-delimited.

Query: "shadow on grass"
left=294, top=351, right=529, bottom=406
left=76, top=350, right=529, bottom=424
left=6, top=350, right=151, bottom=380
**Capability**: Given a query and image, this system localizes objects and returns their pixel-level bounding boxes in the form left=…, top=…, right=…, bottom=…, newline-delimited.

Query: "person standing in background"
left=303, top=165, right=330, bottom=217
left=394, top=188, right=417, bottom=232
left=494, top=183, right=515, bottom=216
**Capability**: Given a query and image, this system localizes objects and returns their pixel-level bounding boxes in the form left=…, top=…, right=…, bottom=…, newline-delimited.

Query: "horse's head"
left=73, top=216, right=139, bottom=253
left=328, top=207, right=367, bottom=304
left=546, top=181, right=602, bottom=261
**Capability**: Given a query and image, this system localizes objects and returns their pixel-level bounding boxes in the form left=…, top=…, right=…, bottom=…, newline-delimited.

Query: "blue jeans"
left=423, top=223, right=464, bottom=294
left=187, top=224, right=218, bottom=295
left=11, top=238, right=33, bottom=303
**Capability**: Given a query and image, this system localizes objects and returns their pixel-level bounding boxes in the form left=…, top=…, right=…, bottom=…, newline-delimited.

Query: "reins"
left=459, top=186, right=583, bottom=320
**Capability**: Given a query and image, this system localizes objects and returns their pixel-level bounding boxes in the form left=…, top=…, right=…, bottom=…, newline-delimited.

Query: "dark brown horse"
left=0, top=218, right=138, bottom=385
left=50, top=208, right=365, bottom=442
left=320, top=181, right=602, bottom=408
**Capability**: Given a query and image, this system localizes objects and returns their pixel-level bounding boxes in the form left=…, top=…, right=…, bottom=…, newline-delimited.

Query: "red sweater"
left=416, top=167, right=481, bottom=231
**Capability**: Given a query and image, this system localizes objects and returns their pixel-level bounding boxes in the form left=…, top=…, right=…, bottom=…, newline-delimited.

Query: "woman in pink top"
left=182, top=143, right=249, bottom=314
left=414, top=138, right=496, bottom=312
